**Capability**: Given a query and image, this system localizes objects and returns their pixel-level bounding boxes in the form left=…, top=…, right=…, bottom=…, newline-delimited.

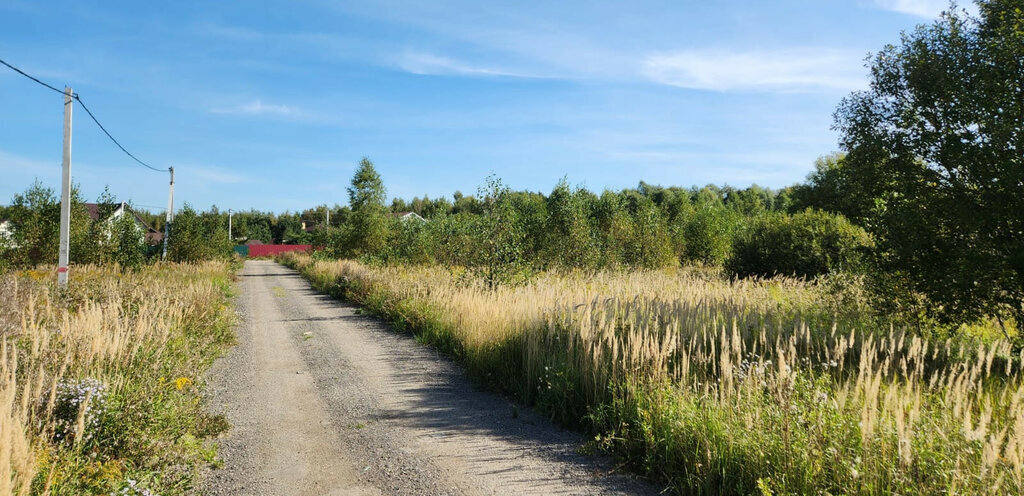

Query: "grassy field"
left=0, top=262, right=237, bottom=495
left=281, top=252, right=1024, bottom=495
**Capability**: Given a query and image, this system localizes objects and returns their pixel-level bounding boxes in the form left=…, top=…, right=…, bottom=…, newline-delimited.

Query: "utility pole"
left=228, top=209, right=233, bottom=241
left=325, top=205, right=330, bottom=228
left=57, top=87, right=73, bottom=287
left=161, top=166, right=175, bottom=260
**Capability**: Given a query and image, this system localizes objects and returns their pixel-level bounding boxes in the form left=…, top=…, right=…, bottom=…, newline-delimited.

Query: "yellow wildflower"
left=174, top=377, right=192, bottom=390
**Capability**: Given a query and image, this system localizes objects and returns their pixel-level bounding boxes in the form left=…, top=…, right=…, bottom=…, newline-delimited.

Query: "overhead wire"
left=0, top=56, right=65, bottom=95
left=0, top=56, right=169, bottom=173
left=71, top=94, right=166, bottom=172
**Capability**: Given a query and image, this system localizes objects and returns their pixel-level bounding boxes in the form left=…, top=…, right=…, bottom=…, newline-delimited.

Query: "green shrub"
left=167, top=205, right=233, bottom=262
left=112, top=211, right=146, bottom=271
left=626, top=196, right=675, bottom=269
left=682, top=206, right=737, bottom=265
left=385, top=218, right=436, bottom=265
left=728, top=209, right=871, bottom=279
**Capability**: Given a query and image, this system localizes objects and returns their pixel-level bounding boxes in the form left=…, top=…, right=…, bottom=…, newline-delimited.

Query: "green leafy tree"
left=593, top=191, right=635, bottom=269
left=245, top=217, right=273, bottom=244
left=725, top=185, right=770, bottom=217
left=473, top=176, right=528, bottom=288
left=329, top=205, right=350, bottom=227
left=4, top=181, right=58, bottom=266
left=341, top=157, right=390, bottom=257
left=691, top=184, right=725, bottom=207
left=167, top=206, right=204, bottom=262
left=88, top=187, right=121, bottom=264
left=431, top=213, right=476, bottom=267
left=544, top=179, right=599, bottom=270
left=506, top=191, right=548, bottom=261
left=349, top=157, right=386, bottom=211
left=682, top=205, right=737, bottom=266
left=789, top=153, right=874, bottom=223
left=390, top=197, right=409, bottom=213
left=167, top=205, right=231, bottom=262
left=728, top=210, right=872, bottom=279
left=95, top=186, right=118, bottom=221
left=386, top=217, right=436, bottom=265
left=452, top=190, right=484, bottom=215
left=421, top=196, right=453, bottom=218
left=626, top=195, right=675, bottom=269
left=834, top=1, right=1024, bottom=328
left=272, top=213, right=304, bottom=244
left=67, top=190, right=96, bottom=265
left=5, top=180, right=93, bottom=267
left=112, top=209, right=145, bottom=271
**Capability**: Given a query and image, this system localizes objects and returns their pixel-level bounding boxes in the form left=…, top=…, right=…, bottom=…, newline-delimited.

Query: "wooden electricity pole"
left=57, top=87, right=73, bottom=286
left=161, top=166, right=175, bottom=260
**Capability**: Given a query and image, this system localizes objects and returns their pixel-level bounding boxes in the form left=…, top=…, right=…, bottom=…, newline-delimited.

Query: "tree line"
left=317, top=159, right=871, bottom=285
left=0, top=164, right=868, bottom=278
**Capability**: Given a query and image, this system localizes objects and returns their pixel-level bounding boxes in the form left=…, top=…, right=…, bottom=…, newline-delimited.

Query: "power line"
left=72, top=94, right=166, bottom=173
left=0, top=57, right=64, bottom=95
left=0, top=56, right=168, bottom=174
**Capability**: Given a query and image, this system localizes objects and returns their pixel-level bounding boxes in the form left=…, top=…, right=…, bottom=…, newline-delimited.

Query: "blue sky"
left=0, top=0, right=973, bottom=213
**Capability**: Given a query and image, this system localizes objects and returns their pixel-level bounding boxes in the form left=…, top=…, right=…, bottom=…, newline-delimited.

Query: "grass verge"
left=280, top=252, right=1024, bottom=495
left=0, top=261, right=238, bottom=496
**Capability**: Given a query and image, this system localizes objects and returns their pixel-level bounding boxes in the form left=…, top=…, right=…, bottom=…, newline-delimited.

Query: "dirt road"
left=200, top=260, right=657, bottom=496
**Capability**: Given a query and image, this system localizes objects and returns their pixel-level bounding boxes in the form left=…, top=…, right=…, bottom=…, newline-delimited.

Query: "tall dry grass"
left=283, top=252, right=1024, bottom=494
left=0, top=262, right=235, bottom=495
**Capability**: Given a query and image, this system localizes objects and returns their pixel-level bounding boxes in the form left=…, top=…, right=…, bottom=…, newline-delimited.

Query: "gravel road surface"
left=199, top=260, right=658, bottom=496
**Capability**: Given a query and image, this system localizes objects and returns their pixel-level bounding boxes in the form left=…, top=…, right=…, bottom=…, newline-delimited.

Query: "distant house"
left=391, top=211, right=426, bottom=223
left=85, top=202, right=163, bottom=245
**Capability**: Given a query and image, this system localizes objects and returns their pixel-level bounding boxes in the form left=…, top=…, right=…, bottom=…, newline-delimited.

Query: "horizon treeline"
left=0, top=154, right=859, bottom=274
left=307, top=157, right=869, bottom=283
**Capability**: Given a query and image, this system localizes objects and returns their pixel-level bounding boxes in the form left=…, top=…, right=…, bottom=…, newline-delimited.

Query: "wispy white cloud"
left=210, top=99, right=300, bottom=117
left=395, top=51, right=548, bottom=79
left=641, top=48, right=867, bottom=92
left=872, top=0, right=977, bottom=18
left=208, top=98, right=340, bottom=125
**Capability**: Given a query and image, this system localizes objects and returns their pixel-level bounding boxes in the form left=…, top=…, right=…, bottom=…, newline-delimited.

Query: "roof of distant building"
left=82, top=202, right=163, bottom=245
left=391, top=211, right=426, bottom=221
